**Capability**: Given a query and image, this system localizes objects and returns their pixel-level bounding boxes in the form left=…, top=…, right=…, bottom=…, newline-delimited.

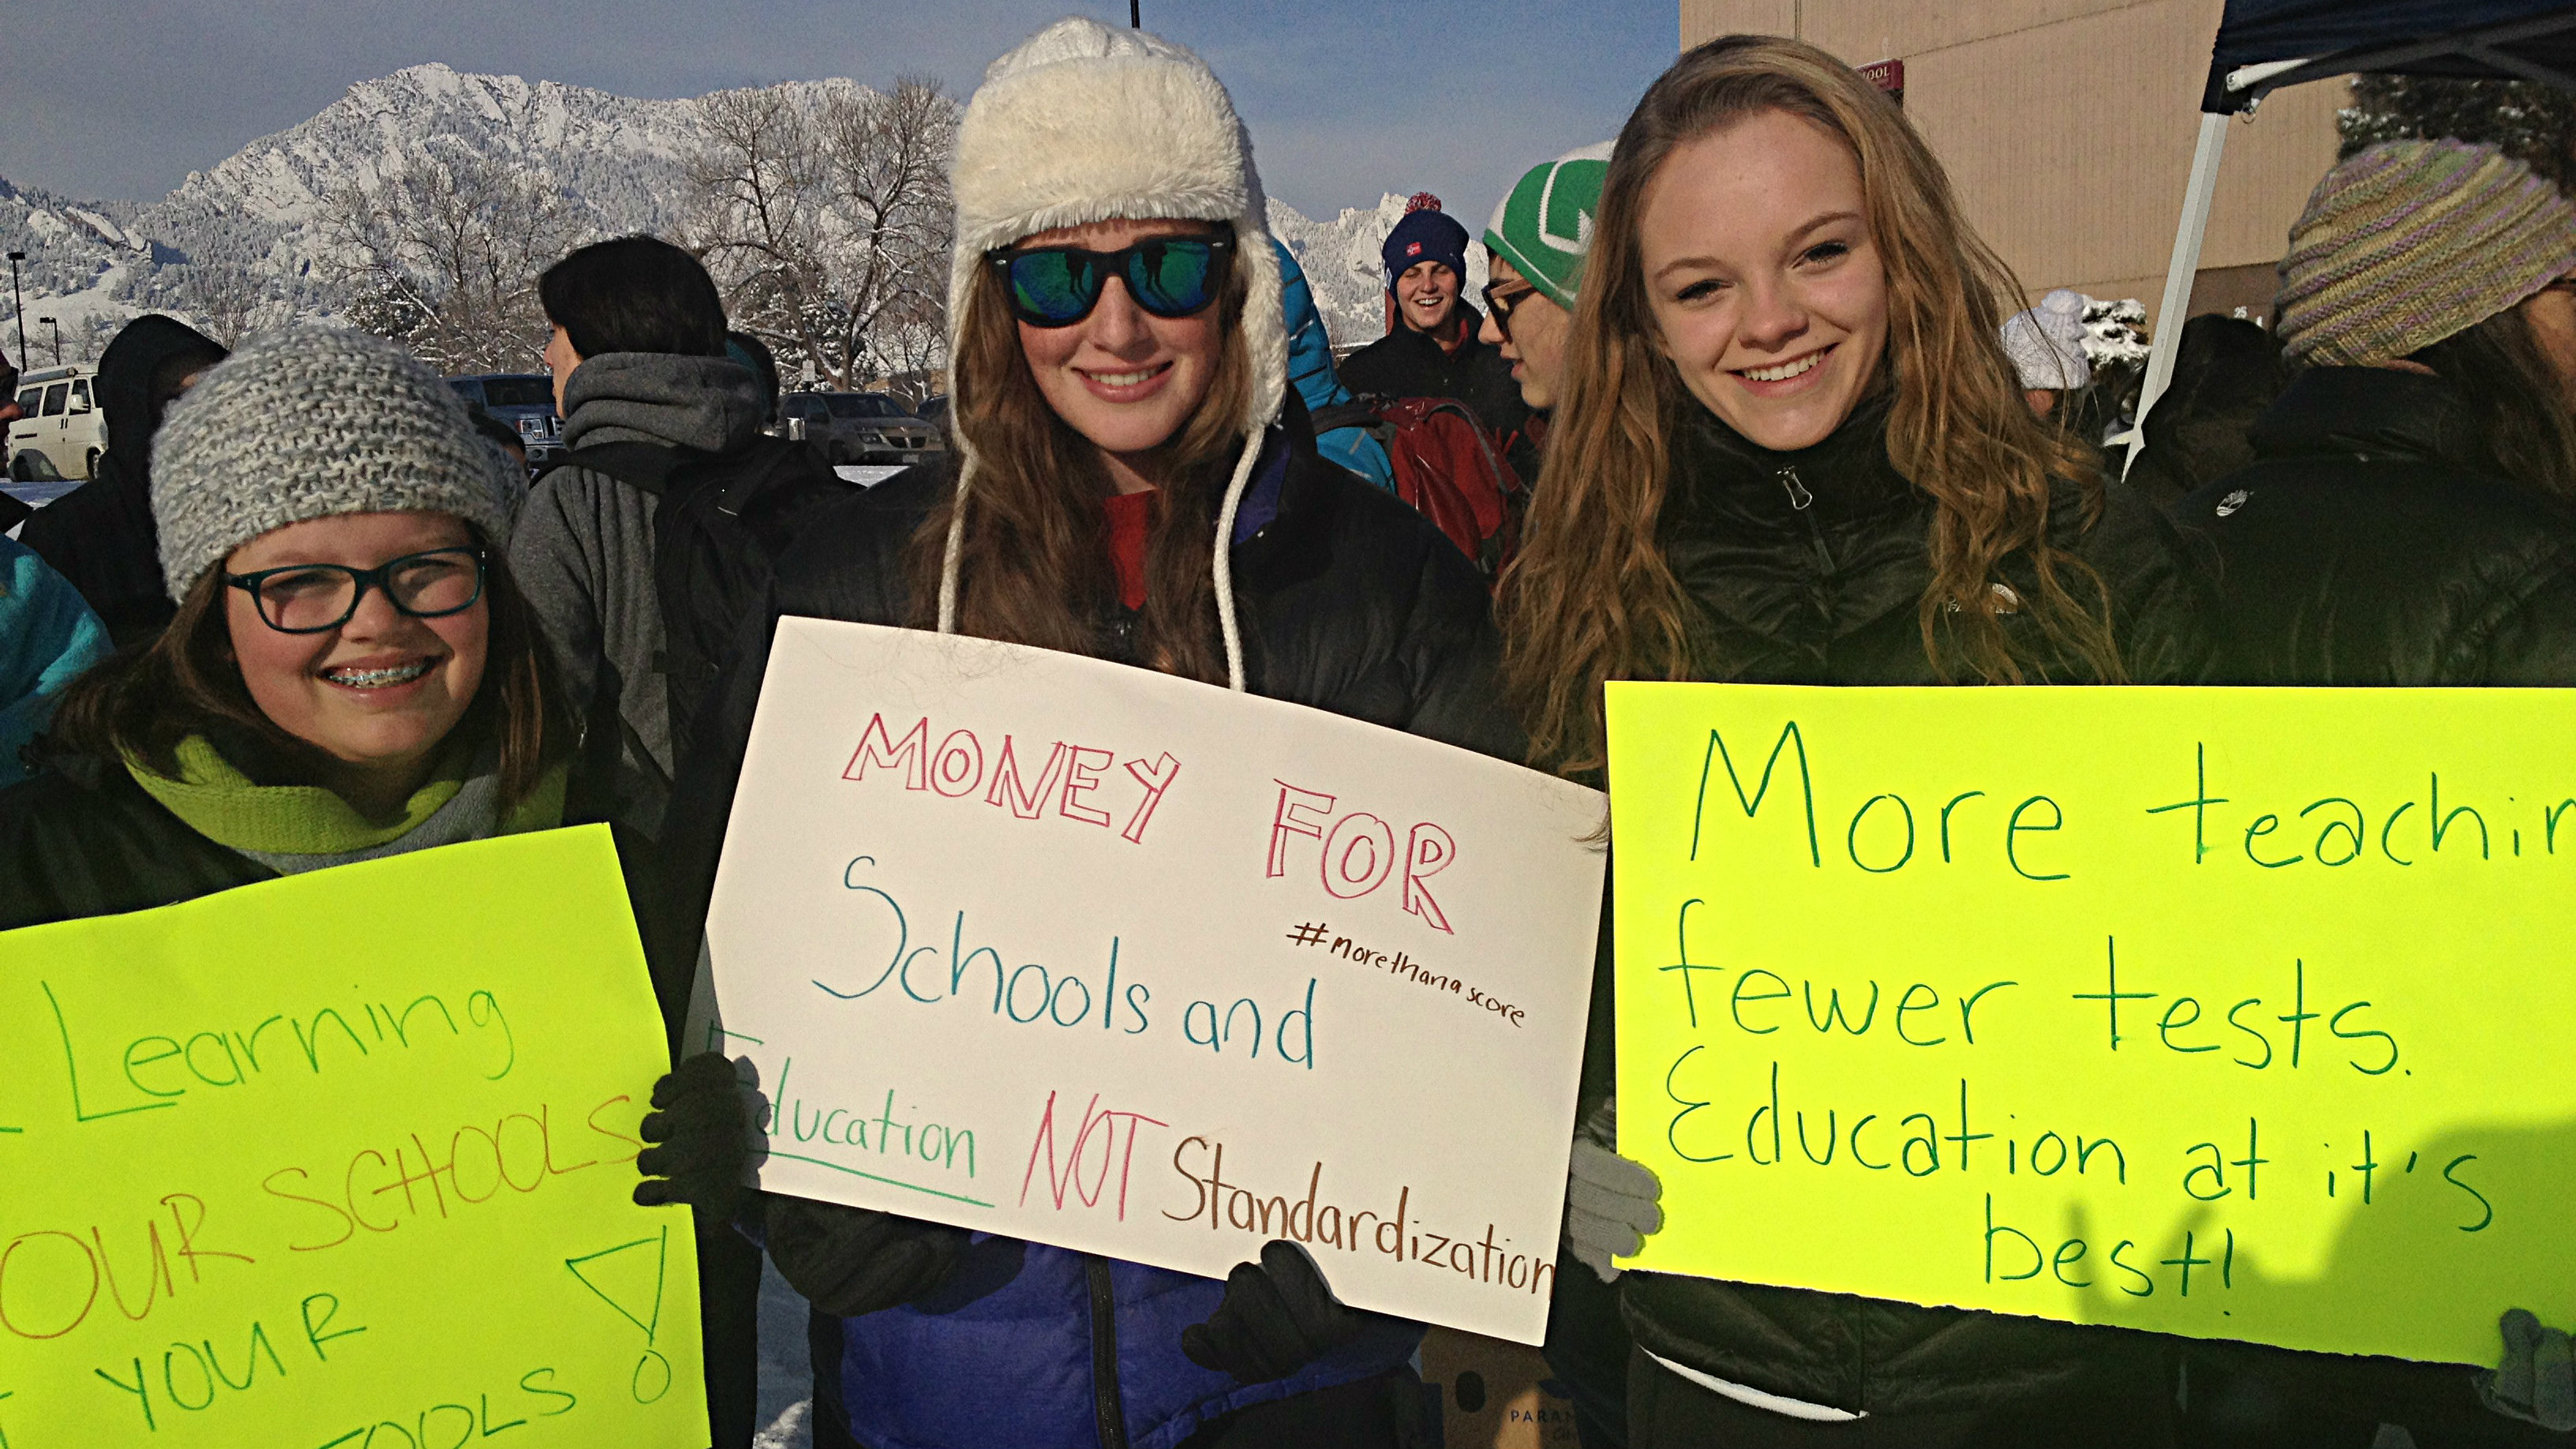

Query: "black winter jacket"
left=1619, top=399, right=2212, bottom=1421
left=15, top=451, right=173, bottom=647
left=1655, top=396, right=2211, bottom=687
left=0, top=754, right=268, bottom=930
left=2178, top=366, right=2576, bottom=686
left=2172, top=370, right=2576, bottom=1440
left=1335, top=305, right=1537, bottom=477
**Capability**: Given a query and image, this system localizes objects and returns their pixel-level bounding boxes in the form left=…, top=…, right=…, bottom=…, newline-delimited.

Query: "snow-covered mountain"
left=0, top=62, right=1449, bottom=365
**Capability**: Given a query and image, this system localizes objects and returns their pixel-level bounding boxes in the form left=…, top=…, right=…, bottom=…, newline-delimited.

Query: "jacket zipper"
left=1776, top=465, right=1814, bottom=511
left=1087, top=1255, right=1131, bottom=1449
left=1777, top=466, right=1837, bottom=573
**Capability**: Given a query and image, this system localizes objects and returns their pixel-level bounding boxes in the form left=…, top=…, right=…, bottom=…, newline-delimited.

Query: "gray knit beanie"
left=152, top=326, right=516, bottom=600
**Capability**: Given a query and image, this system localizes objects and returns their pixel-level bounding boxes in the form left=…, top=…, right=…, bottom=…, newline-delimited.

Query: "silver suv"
left=781, top=391, right=946, bottom=466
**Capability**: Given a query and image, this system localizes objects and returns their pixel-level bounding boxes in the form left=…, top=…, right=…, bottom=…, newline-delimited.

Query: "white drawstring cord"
left=938, top=428, right=1264, bottom=694
left=1207, top=429, right=1263, bottom=692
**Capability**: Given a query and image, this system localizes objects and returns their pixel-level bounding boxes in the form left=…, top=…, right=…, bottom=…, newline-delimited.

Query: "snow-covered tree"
left=685, top=77, right=957, bottom=391
left=316, top=146, right=586, bottom=373
left=2340, top=74, right=2576, bottom=190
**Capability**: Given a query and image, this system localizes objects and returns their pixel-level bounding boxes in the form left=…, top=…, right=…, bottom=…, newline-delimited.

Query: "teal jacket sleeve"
left=1273, top=239, right=1395, bottom=490
left=0, top=534, right=112, bottom=784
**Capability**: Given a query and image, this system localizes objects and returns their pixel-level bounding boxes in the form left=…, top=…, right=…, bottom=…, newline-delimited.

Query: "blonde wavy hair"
left=1496, top=36, right=2119, bottom=776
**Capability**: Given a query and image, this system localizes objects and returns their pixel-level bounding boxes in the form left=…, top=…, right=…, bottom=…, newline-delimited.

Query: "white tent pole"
left=2119, top=110, right=2232, bottom=476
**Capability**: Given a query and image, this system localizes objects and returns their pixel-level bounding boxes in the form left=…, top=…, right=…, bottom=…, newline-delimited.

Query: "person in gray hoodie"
left=511, top=234, right=767, bottom=841
left=511, top=235, right=770, bottom=1449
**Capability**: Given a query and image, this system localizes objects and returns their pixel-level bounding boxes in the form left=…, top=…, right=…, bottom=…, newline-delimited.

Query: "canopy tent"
left=2125, top=0, right=2576, bottom=465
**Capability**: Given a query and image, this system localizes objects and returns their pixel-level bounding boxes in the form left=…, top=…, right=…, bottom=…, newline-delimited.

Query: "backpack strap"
left=1419, top=398, right=1508, bottom=469
left=536, top=440, right=702, bottom=496
left=1308, top=400, right=1380, bottom=435
left=704, top=434, right=824, bottom=521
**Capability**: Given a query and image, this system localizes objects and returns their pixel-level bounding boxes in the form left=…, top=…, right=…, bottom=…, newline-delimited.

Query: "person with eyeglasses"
left=1481, top=144, right=1613, bottom=429
left=640, top=17, right=1509, bottom=1449
left=0, top=324, right=589, bottom=938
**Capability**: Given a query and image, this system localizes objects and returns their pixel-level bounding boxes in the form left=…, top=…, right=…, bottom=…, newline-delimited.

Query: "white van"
left=7, top=365, right=107, bottom=481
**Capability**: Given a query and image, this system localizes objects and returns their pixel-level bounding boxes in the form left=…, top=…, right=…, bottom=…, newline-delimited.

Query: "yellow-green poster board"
left=0, top=826, right=706, bottom=1446
left=1608, top=685, right=2576, bottom=1365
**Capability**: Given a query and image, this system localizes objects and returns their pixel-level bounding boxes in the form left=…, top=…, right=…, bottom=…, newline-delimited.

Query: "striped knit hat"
left=2275, top=140, right=2576, bottom=367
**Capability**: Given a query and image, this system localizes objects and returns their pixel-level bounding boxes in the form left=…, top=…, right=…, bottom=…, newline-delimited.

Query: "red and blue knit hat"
left=1382, top=193, right=1470, bottom=290
left=2276, top=139, right=2576, bottom=367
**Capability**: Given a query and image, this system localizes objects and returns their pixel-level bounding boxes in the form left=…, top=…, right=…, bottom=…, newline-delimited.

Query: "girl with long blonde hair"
left=1511, top=36, right=2208, bottom=1447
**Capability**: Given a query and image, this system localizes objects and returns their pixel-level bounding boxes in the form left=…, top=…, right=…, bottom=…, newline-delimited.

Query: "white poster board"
left=702, top=617, right=1604, bottom=1342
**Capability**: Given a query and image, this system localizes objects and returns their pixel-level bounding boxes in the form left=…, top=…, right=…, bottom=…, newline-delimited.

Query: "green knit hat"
left=2276, top=139, right=2576, bottom=367
left=1484, top=142, right=1614, bottom=309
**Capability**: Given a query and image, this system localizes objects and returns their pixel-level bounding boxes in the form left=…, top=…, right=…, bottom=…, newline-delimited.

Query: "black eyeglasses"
left=987, top=234, right=1236, bottom=328
left=225, top=548, right=488, bottom=634
left=1482, top=281, right=1538, bottom=343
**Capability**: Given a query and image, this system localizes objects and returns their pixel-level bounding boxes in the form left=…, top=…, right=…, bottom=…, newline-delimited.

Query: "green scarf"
left=126, top=734, right=566, bottom=857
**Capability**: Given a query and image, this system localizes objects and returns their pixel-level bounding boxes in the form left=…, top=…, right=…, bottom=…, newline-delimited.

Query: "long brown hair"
left=1496, top=36, right=2121, bottom=776
left=44, top=526, right=571, bottom=808
left=906, top=237, right=1255, bottom=683
left=2409, top=304, right=2576, bottom=501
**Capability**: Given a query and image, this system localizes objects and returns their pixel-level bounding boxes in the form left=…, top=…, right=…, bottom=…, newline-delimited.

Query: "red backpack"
left=1312, top=395, right=1525, bottom=577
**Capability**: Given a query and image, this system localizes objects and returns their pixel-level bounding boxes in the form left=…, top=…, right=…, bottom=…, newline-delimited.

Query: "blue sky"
left=0, top=0, right=1677, bottom=223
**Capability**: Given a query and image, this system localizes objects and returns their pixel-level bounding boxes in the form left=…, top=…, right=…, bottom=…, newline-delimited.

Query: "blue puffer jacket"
left=826, top=1238, right=1421, bottom=1449
left=1275, top=240, right=1396, bottom=491
left=0, top=535, right=110, bottom=786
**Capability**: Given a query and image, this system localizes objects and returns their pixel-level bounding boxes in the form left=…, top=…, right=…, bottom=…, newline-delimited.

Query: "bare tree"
left=685, top=86, right=833, bottom=373
left=318, top=147, right=586, bottom=373
left=687, top=77, right=957, bottom=391
left=172, top=260, right=281, bottom=346
left=815, top=78, right=957, bottom=389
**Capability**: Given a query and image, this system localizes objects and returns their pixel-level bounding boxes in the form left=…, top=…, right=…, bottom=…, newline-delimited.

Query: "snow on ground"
left=755, top=1260, right=816, bottom=1449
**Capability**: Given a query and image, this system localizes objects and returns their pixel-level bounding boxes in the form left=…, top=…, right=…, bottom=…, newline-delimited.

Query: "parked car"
left=7, top=365, right=107, bottom=482
left=447, top=373, right=565, bottom=471
left=780, top=391, right=946, bottom=466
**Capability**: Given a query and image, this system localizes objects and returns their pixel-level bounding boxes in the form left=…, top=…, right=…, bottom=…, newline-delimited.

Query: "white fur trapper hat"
left=938, top=17, right=1288, bottom=689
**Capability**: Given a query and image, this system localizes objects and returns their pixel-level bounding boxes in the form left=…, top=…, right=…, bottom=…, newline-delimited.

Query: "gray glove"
left=1563, top=1099, right=1663, bottom=1282
left=2481, top=1308, right=2576, bottom=1431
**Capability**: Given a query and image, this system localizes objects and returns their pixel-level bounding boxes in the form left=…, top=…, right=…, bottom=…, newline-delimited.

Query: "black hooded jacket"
left=2178, top=366, right=2576, bottom=685
left=1618, top=398, right=2213, bottom=1421
left=17, top=316, right=227, bottom=646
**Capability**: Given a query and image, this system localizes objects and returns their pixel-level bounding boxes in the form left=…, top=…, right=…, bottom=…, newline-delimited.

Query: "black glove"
left=2482, top=1308, right=2576, bottom=1431
left=763, top=1194, right=971, bottom=1317
left=631, top=1052, right=752, bottom=1226
left=1181, top=1239, right=1372, bottom=1383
